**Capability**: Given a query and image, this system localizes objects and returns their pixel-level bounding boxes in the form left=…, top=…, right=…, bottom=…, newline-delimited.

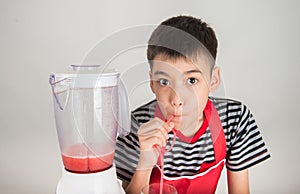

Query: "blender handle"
left=49, top=74, right=70, bottom=111
left=118, top=79, right=131, bottom=136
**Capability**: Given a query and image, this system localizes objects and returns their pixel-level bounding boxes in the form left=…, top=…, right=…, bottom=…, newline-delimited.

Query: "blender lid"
left=50, top=65, right=120, bottom=88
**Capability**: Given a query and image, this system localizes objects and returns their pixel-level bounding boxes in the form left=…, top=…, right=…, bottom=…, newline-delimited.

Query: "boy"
left=115, top=15, right=270, bottom=194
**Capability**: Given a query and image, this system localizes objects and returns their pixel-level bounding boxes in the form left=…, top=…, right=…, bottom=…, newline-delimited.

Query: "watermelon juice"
left=61, top=143, right=114, bottom=173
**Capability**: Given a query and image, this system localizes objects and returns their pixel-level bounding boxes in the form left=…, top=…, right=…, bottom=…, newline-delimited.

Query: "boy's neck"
left=178, top=115, right=204, bottom=138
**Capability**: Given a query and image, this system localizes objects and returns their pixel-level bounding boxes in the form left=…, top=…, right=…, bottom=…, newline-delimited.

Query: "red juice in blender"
left=62, top=143, right=115, bottom=173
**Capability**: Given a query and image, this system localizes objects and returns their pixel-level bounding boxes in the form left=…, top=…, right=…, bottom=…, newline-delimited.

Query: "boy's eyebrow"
left=153, top=70, right=170, bottom=77
left=184, top=69, right=202, bottom=75
left=153, top=69, right=202, bottom=77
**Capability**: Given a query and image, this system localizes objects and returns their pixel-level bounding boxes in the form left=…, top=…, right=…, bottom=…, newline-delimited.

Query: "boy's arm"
left=123, top=146, right=167, bottom=193
left=123, top=150, right=157, bottom=194
left=124, top=167, right=152, bottom=194
left=124, top=118, right=173, bottom=194
left=227, top=169, right=250, bottom=194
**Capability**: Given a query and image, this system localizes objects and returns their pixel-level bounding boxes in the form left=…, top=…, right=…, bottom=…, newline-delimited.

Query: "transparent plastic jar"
left=50, top=65, right=129, bottom=173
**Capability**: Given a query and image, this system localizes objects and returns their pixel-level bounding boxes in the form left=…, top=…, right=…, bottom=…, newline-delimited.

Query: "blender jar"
left=49, top=65, right=129, bottom=173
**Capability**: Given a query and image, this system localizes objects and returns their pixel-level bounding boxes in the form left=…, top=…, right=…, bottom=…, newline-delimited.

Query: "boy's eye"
left=186, top=78, right=198, bottom=85
left=158, top=79, right=170, bottom=86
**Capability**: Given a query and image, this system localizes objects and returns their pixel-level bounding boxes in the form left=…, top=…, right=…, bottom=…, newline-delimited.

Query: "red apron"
left=150, top=100, right=226, bottom=194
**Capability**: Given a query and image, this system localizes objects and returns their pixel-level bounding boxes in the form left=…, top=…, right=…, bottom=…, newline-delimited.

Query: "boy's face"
left=150, top=55, right=220, bottom=134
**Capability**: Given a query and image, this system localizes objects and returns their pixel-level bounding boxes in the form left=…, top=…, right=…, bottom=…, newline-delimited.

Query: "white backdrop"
left=1, top=0, right=299, bottom=193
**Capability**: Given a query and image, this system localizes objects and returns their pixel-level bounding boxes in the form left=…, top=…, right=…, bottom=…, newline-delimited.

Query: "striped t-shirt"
left=115, top=97, right=270, bottom=182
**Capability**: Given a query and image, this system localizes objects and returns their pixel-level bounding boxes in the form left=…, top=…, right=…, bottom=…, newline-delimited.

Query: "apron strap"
left=204, top=100, right=226, bottom=161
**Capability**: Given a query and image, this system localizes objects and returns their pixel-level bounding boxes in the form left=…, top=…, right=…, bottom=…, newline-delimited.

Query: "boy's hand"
left=136, top=117, right=174, bottom=170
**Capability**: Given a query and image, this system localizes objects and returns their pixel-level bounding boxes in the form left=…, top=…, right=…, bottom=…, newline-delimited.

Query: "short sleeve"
left=226, top=104, right=271, bottom=171
left=115, top=115, right=140, bottom=183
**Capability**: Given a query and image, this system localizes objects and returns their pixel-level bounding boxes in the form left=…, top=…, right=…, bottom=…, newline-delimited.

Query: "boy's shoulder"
left=131, top=99, right=157, bottom=123
left=209, top=96, right=244, bottom=111
left=132, top=99, right=157, bottom=113
left=209, top=96, right=242, bottom=105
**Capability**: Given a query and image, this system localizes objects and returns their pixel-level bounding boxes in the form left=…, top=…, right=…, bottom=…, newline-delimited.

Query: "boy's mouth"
left=168, top=110, right=183, bottom=117
left=169, top=114, right=183, bottom=120
left=173, top=114, right=182, bottom=117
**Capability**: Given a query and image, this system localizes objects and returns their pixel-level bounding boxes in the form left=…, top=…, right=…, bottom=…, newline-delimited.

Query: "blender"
left=49, top=65, right=130, bottom=194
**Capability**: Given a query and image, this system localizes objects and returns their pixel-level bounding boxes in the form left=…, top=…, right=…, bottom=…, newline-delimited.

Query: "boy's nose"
left=170, top=89, right=183, bottom=107
left=172, top=100, right=183, bottom=107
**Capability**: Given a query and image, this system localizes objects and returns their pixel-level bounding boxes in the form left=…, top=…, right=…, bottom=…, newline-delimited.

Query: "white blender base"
left=56, top=165, right=125, bottom=194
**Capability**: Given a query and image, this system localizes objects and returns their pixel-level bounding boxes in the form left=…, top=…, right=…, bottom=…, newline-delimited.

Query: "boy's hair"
left=147, top=15, right=218, bottom=70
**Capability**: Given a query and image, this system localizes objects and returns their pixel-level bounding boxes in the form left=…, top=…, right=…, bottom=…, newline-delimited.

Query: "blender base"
left=56, top=165, right=125, bottom=194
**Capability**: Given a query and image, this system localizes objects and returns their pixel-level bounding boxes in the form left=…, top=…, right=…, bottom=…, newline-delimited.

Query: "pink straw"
left=165, top=115, right=174, bottom=124
left=153, top=115, right=177, bottom=194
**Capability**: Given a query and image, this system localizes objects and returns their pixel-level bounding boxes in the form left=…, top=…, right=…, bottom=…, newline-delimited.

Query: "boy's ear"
left=149, top=71, right=155, bottom=94
left=210, top=67, right=221, bottom=92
